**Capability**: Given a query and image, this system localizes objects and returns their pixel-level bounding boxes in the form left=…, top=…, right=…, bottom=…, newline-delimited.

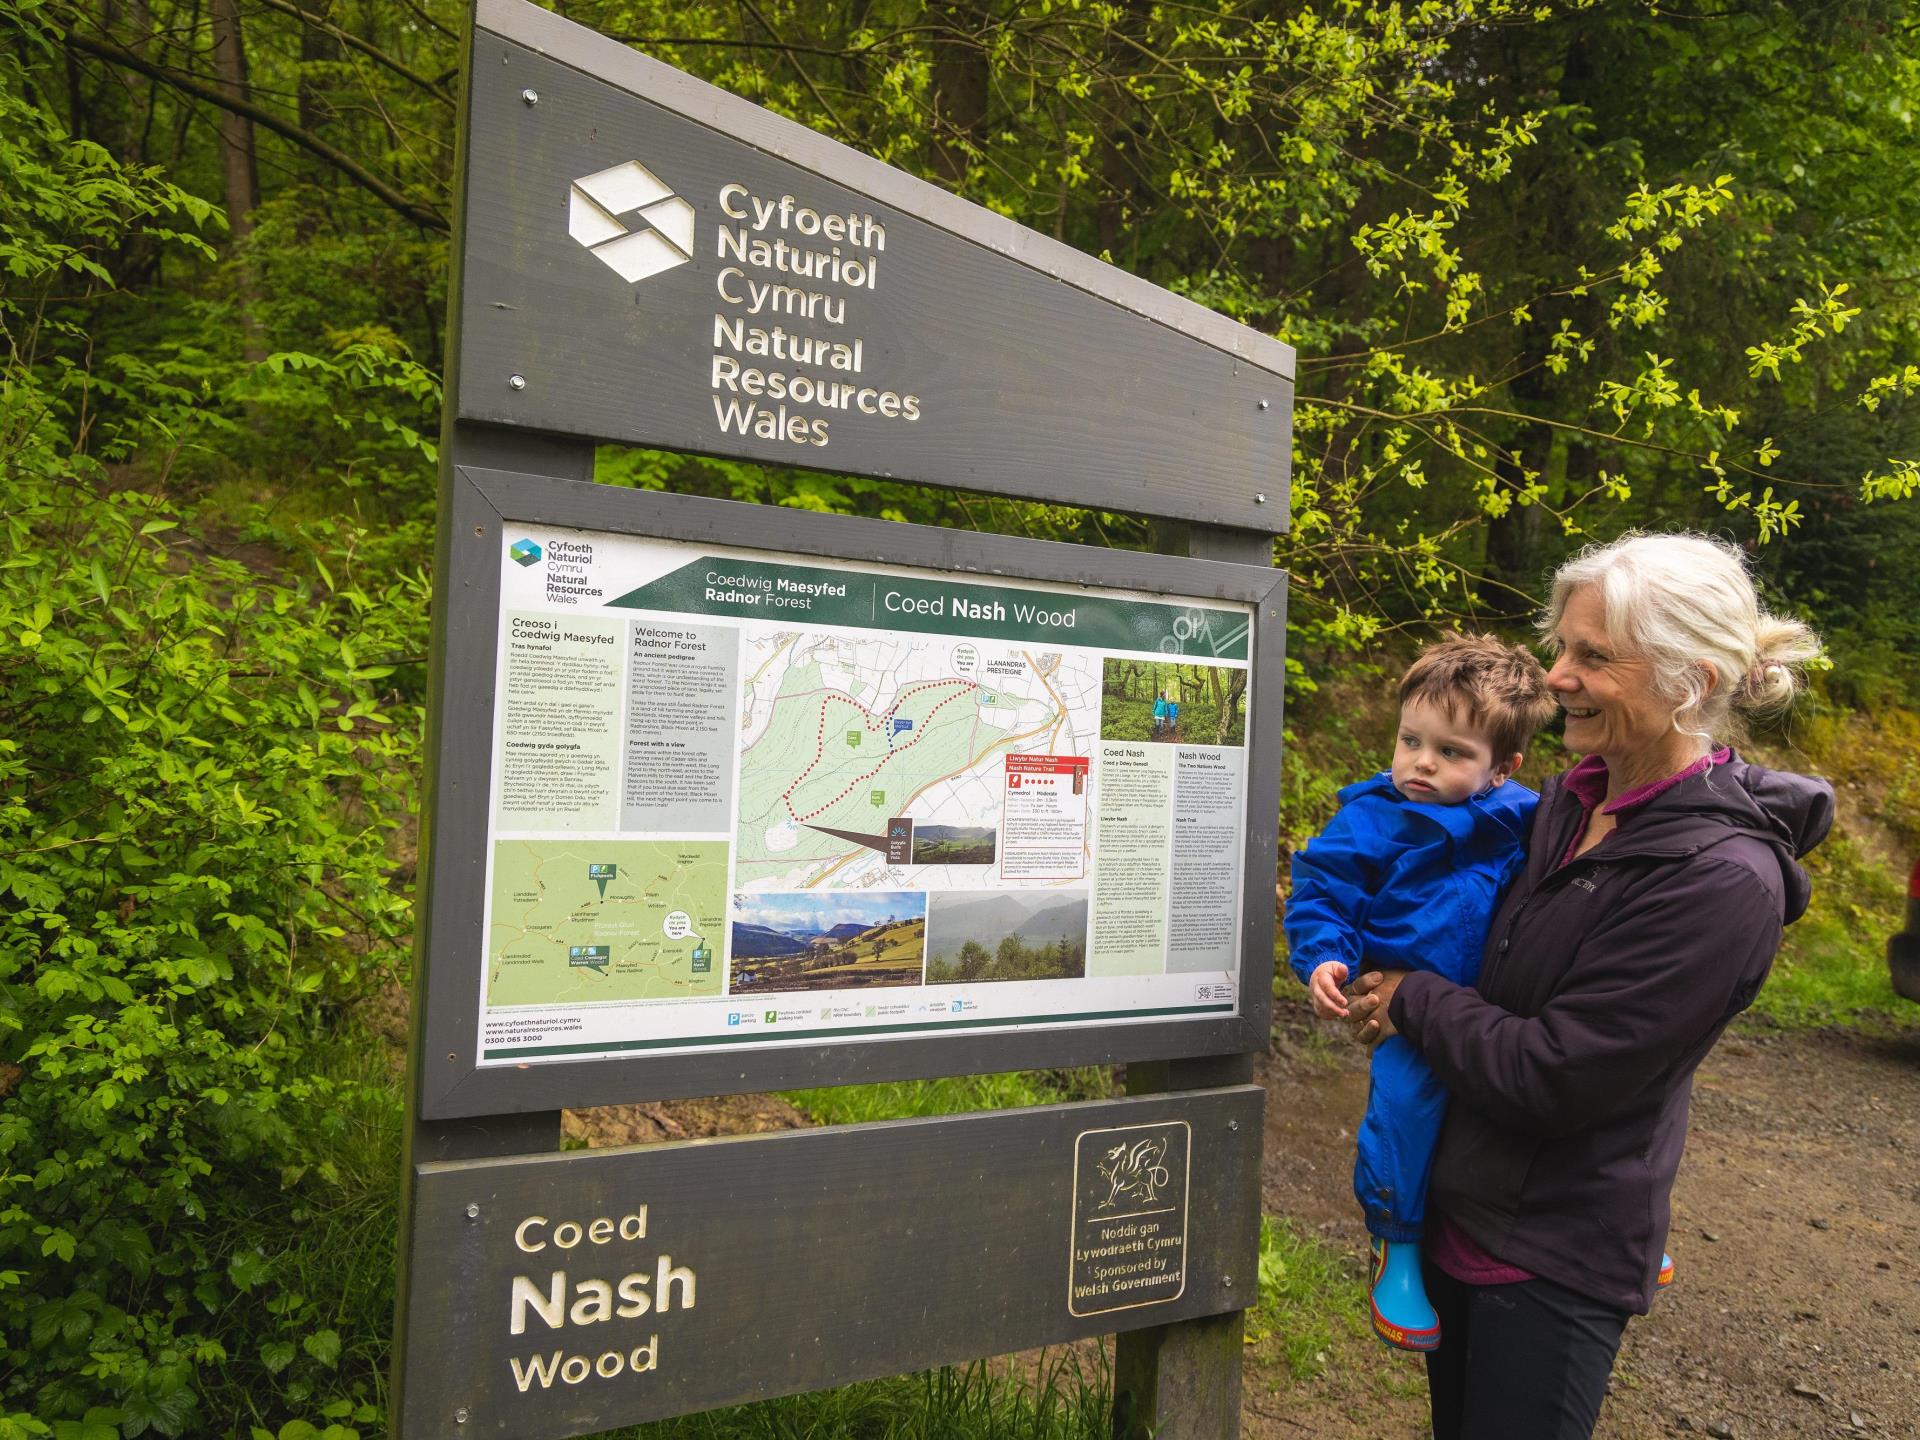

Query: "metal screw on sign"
left=508, top=374, right=527, bottom=391
left=1254, top=494, right=1267, bottom=505
left=1223, top=1275, right=1234, bottom=1288
left=1228, top=1119, right=1239, bottom=1131
left=521, top=88, right=539, bottom=105
left=465, top=1203, right=479, bottom=1219
left=1257, top=398, right=1270, bottom=410
left=454, top=1407, right=469, bottom=1425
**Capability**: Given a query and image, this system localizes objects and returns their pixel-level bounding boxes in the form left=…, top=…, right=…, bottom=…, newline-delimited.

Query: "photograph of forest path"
left=925, top=891, right=1089, bottom=983
left=1100, top=658, right=1247, bottom=746
left=730, top=892, right=926, bottom=993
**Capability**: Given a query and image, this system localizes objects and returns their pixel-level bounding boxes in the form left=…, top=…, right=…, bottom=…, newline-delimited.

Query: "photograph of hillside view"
left=911, top=824, right=996, bottom=865
left=925, top=892, right=1089, bottom=984
left=730, top=892, right=926, bottom=993
left=1099, top=659, right=1247, bottom=746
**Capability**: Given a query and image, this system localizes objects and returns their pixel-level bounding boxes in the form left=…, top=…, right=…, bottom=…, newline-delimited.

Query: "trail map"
left=733, top=633, right=1101, bottom=890
left=476, top=527, right=1255, bottom=1065
left=486, top=839, right=728, bottom=1005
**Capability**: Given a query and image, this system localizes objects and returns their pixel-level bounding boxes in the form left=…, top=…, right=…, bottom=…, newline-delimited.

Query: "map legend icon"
left=569, top=945, right=610, bottom=972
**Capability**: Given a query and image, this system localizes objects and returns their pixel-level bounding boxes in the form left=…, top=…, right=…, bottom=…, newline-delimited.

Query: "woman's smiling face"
left=1547, top=585, right=1678, bottom=762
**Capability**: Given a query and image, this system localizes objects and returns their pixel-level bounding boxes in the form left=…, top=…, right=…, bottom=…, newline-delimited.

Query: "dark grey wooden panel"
left=395, top=1087, right=1262, bottom=1438
left=413, top=468, right=1284, bottom=1120
left=455, top=13, right=1291, bottom=529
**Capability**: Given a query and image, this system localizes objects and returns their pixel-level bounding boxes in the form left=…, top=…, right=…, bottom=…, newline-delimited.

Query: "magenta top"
left=1430, top=747, right=1732, bottom=1286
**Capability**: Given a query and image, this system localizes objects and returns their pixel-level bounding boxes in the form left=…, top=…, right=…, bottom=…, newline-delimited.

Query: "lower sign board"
left=395, top=1087, right=1260, bottom=1436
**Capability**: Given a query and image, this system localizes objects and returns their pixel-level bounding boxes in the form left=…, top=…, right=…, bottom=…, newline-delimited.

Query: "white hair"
left=1542, top=532, right=1824, bottom=747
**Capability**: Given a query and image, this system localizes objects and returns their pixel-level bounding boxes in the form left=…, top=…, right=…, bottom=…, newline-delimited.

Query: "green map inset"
left=487, top=840, right=728, bottom=1005
left=736, top=655, right=1029, bottom=882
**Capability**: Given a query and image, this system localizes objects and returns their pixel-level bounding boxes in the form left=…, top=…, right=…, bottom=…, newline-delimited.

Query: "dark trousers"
left=1423, top=1260, right=1630, bottom=1440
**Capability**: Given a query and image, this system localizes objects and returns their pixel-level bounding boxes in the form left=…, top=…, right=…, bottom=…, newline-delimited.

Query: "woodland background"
left=3, top=1, right=1919, bottom=1435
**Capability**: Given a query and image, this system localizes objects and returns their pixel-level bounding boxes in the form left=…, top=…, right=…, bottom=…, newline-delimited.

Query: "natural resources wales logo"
left=568, top=160, right=695, bottom=283
left=509, top=538, right=542, bottom=567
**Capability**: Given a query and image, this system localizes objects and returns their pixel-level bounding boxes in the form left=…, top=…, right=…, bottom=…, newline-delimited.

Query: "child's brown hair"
left=1398, top=633, right=1556, bottom=761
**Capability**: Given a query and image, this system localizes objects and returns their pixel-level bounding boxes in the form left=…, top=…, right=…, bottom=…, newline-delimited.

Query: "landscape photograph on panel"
left=475, top=524, right=1256, bottom=1064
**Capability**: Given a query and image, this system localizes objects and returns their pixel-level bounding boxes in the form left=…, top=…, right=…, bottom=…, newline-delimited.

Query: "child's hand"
left=1307, top=961, right=1351, bottom=1020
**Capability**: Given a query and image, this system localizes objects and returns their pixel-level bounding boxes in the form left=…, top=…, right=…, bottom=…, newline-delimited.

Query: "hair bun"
left=1738, top=619, right=1819, bottom=715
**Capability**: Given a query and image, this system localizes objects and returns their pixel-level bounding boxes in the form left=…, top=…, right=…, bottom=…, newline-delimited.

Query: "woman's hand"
left=1346, top=970, right=1408, bottom=1046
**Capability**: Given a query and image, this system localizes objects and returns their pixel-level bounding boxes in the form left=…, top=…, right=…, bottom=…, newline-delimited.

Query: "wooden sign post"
left=393, top=3, right=1293, bottom=1435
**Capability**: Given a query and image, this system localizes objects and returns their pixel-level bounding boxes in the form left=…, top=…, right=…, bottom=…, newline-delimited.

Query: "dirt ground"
left=563, top=1007, right=1920, bottom=1438
left=1251, top=1006, right=1920, bottom=1439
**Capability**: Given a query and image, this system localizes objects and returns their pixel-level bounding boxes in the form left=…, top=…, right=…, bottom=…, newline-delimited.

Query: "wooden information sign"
left=394, top=2, right=1294, bottom=1436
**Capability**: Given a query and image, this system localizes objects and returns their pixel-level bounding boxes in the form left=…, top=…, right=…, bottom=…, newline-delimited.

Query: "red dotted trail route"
left=781, top=679, right=981, bottom=823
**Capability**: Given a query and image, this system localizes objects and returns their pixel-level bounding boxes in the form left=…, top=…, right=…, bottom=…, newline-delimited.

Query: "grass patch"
left=1753, top=829, right=1906, bottom=1025
left=784, top=1069, right=1116, bottom=1126
left=202, top=1042, right=407, bottom=1431
left=621, top=1353, right=1112, bottom=1439
left=1244, top=1216, right=1367, bottom=1380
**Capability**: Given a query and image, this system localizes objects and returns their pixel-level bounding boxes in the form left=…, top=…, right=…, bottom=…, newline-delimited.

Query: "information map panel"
left=478, top=520, right=1256, bottom=1065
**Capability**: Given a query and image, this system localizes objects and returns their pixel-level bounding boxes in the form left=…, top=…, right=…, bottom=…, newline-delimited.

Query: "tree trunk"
left=298, top=1, right=342, bottom=138
left=927, top=2, right=987, bottom=188
left=209, top=0, right=265, bottom=360
left=1483, top=411, right=1552, bottom=607
left=1221, top=670, right=1245, bottom=745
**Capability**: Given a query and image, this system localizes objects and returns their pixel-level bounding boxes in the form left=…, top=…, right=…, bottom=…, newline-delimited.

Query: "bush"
left=0, top=471, right=427, bottom=1431
left=0, top=31, right=425, bottom=1430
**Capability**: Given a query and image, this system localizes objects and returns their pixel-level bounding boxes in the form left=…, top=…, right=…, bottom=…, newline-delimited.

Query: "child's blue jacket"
left=1285, top=773, right=1537, bottom=988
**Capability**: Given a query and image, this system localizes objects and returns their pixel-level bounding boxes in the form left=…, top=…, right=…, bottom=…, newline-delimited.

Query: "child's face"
left=1391, top=696, right=1518, bottom=805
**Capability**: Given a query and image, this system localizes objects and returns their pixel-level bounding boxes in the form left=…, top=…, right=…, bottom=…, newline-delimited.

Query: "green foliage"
left=0, top=458, right=425, bottom=1430
left=1243, top=1216, right=1365, bottom=1381
left=1755, top=830, right=1906, bottom=1026
left=622, top=1354, right=1111, bottom=1439
left=925, top=934, right=1086, bottom=984
left=0, top=18, right=421, bottom=1431
left=785, top=1069, right=1115, bottom=1128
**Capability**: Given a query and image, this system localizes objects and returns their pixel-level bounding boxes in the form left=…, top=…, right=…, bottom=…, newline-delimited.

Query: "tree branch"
left=247, top=0, right=455, bottom=107
left=61, top=23, right=448, bottom=232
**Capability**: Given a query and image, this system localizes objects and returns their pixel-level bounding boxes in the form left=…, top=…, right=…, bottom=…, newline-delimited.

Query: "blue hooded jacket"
left=1286, top=773, right=1537, bottom=989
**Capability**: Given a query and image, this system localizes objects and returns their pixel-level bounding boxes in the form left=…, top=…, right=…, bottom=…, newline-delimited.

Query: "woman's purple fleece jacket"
left=1388, top=753, right=1834, bottom=1312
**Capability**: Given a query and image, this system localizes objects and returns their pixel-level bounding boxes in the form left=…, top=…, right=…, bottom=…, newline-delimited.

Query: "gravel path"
left=1251, top=1010, right=1920, bottom=1439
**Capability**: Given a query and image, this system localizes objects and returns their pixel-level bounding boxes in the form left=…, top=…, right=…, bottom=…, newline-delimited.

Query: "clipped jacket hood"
left=1339, top=770, right=1538, bottom=855
left=1622, top=754, right=1835, bottom=921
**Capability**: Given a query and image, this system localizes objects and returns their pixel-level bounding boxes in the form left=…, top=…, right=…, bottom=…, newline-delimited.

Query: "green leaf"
left=302, top=1328, right=341, bottom=1367
left=228, top=1249, right=271, bottom=1292
left=115, top=1382, right=196, bottom=1439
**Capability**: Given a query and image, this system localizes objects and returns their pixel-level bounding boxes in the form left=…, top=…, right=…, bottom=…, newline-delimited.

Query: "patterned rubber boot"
left=1657, top=1251, right=1675, bottom=1290
left=1369, top=1239, right=1441, bottom=1352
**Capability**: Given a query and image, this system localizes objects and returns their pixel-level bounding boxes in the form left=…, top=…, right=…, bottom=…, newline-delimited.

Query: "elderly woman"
left=1347, top=532, right=1832, bottom=1440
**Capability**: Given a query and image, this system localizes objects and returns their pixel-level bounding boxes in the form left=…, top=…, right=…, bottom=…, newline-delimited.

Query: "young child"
left=1285, top=634, right=1555, bottom=1351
